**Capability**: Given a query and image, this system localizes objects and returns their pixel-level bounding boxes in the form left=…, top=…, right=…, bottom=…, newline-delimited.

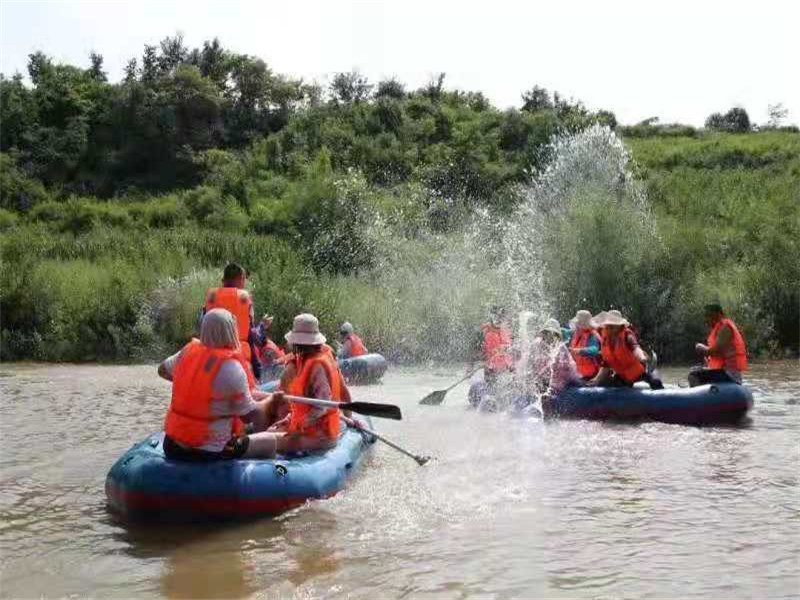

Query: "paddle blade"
left=344, top=401, right=402, bottom=420
left=419, top=390, right=447, bottom=406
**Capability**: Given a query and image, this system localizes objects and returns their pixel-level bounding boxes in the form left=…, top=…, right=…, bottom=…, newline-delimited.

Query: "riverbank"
left=3, top=129, right=798, bottom=364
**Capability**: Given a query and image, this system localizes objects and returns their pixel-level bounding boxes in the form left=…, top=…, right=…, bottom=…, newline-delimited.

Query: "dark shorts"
left=688, top=368, right=738, bottom=387
left=163, top=435, right=250, bottom=462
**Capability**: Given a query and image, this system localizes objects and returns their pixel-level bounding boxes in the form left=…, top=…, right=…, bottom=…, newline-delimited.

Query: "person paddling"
left=589, top=311, right=663, bottom=389
left=279, top=314, right=358, bottom=450
left=568, top=309, right=602, bottom=380
left=337, top=322, right=368, bottom=359
left=690, top=303, right=748, bottom=386
left=201, top=263, right=261, bottom=380
left=471, top=305, right=514, bottom=389
left=158, top=309, right=299, bottom=460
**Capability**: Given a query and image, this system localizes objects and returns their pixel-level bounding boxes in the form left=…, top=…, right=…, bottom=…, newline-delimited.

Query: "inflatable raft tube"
left=338, top=353, right=388, bottom=383
left=543, top=382, right=753, bottom=425
left=105, top=427, right=374, bottom=521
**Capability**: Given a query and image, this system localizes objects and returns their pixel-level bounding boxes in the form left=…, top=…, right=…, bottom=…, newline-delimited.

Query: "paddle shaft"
left=444, top=367, right=480, bottom=393
left=283, top=394, right=402, bottom=420
left=356, top=425, right=430, bottom=466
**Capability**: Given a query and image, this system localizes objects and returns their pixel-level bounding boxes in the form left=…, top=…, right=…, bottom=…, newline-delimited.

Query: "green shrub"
left=0, top=208, right=18, bottom=231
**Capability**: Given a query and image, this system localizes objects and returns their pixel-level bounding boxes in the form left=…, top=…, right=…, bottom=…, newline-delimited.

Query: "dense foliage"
left=1, top=38, right=798, bottom=363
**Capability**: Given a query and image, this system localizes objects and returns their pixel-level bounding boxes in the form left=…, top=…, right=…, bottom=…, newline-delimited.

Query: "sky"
left=1, top=0, right=798, bottom=126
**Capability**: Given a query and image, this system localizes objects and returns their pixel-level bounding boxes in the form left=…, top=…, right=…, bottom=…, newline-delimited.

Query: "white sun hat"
left=285, top=313, right=327, bottom=346
left=594, top=310, right=629, bottom=327
left=538, top=318, right=562, bottom=337
left=572, top=310, right=594, bottom=330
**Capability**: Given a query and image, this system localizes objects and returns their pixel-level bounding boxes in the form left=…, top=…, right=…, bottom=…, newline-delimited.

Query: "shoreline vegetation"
left=2, top=36, right=798, bottom=364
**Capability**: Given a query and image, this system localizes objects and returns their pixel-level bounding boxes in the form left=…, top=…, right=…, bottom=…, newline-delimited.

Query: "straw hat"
left=572, top=310, right=594, bottom=330
left=539, top=318, right=562, bottom=337
left=594, top=310, right=629, bottom=327
left=285, top=313, right=327, bottom=346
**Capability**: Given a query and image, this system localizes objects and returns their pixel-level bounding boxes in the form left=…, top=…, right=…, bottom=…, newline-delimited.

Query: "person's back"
left=202, top=263, right=260, bottom=379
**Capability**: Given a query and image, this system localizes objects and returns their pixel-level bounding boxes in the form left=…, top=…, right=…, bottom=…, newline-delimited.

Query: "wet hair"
left=223, top=263, right=247, bottom=283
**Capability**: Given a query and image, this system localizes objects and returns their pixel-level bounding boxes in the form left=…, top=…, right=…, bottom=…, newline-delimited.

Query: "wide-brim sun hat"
left=285, top=313, right=327, bottom=346
left=572, top=309, right=594, bottom=330
left=539, top=318, right=562, bottom=337
left=594, top=310, right=629, bottom=327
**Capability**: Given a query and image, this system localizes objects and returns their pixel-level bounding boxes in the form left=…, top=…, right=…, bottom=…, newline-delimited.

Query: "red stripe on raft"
left=106, top=483, right=321, bottom=517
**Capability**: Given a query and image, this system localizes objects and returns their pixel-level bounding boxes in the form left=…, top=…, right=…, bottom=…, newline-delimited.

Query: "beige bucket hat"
left=572, top=310, right=594, bottom=330
left=539, top=318, right=562, bottom=337
left=285, top=313, right=327, bottom=346
left=594, top=310, right=629, bottom=327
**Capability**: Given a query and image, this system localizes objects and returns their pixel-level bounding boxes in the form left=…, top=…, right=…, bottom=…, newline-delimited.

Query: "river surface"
left=0, top=361, right=798, bottom=599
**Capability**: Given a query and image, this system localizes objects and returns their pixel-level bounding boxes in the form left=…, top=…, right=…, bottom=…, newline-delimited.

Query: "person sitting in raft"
left=201, top=263, right=261, bottom=381
left=589, top=311, right=664, bottom=389
left=568, top=309, right=602, bottom=380
left=471, top=305, right=514, bottom=388
left=528, top=318, right=584, bottom=397
left=256, top=314, right=288, bottom=377
left=277, top=313, right=356, bottom=449
left=158, top=308, right=301, bottom=461
left=336, top=322, right=367, bottom=359
left=690, top=303, right=748, bottom=386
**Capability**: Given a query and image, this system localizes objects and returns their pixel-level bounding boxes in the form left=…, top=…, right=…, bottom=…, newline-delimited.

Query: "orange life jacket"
left=261, top=338, right=285, bottom=360
left=570, top=328, right=602, bottom=378
left=204, top=287, right=252, bottom=362
left=287, top=351, right=343, bottom=440
left=601, top=328, right=645, bottom=384
left=707, top=318, right=748, bottom=372
left=481, top=324, right=513, bottom=373
left=345, top=334, right=367, bottom=357
left=164, top=339, right=252, bottom=448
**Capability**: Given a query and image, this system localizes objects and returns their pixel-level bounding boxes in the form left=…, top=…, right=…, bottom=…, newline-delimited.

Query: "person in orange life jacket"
left=200, top=263, right=261, bottom=381
left=158, top=308, right=300, bottom=461
left=588, top=311, right=663, bottom=389
left=467, top=305, right=514, bottom=389
left=689, top=303, right=748, bottom=386
left=256, top=314, right=288, bottom=379
left=336, top=321, right=368, bottom=359
left=274, top=314, right=360, bottom=450
left=568, top=309, right=602, bottom=380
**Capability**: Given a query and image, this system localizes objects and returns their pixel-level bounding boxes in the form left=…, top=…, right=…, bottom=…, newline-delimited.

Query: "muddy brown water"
left=1, top=361, right=798, bottom=599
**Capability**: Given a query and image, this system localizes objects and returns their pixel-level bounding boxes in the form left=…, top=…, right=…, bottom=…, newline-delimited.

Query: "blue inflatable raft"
left=543, top=382, right=753, bottom=425
left=338, top=353, right=388, bottom=383
left=105, top=427, right=374, bottom=521
left=258, top=353, right=387, bottom=388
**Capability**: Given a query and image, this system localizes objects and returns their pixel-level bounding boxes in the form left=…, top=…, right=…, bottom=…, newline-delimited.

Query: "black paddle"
left=419, top=368, right=480, bottom=405
left=285, top=394, right=402, bottom=420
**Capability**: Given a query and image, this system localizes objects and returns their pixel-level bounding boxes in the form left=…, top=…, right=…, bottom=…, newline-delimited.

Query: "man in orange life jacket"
left=201, top=263, right=261, bottom=380
left=689, top=303, right=748, bottom=386
left=568, top=309, right=602, bottom=380
left=337, top=321, right=368, bottom=359
left=470, top=305, right=514, bottom=390
left=589, top=311, right=663, bottom=389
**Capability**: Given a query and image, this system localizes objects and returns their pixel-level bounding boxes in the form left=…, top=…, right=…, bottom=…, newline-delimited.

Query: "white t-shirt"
left=163, top=348, right=258, bottom=452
